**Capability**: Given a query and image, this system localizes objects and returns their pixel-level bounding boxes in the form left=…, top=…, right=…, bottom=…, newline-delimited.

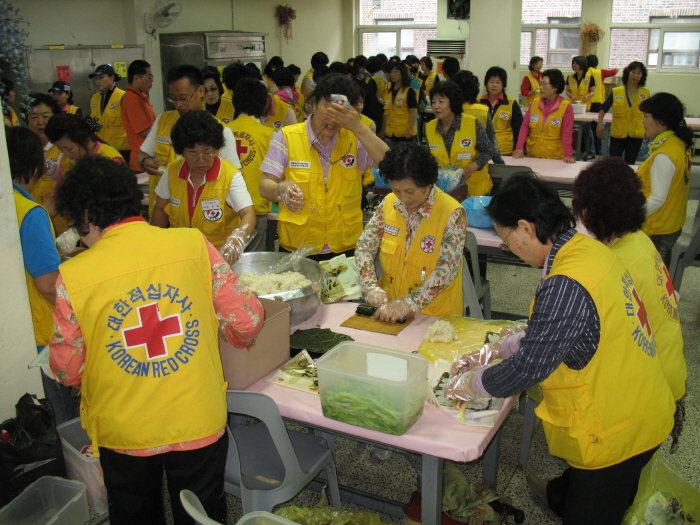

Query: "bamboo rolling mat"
left=340, top=314, right=414, bottom=335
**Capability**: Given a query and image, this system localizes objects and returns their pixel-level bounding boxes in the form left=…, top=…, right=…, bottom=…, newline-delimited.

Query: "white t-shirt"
left=140, top=113, right=242, bottom=169
left=646, top=153, right=676, bottom=217
left=154, top=159, right=253, bottom=212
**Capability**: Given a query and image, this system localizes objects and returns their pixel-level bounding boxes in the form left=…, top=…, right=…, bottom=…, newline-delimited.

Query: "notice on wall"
left=114, top=62, right=127, bottom=78
left=56, top=65, right=71, bottom=82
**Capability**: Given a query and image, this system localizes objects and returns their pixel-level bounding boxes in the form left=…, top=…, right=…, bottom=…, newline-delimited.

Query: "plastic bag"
left=437, top=167, right=464, bottom=194
left=622, top=450, right=700, bottom=525
left=461, top=197, right=493, bottom=229
left=369, top=167, right=391, bottom=189
left=56, top=227, right=81, bottom=256
left=267, top=243, right=316, bottom=274
left=0, top=393, right=67, bottom=506
left=319, top=255, right=363, bottom=303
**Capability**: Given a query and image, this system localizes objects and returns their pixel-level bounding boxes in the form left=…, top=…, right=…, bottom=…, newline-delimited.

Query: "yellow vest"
left=201, top=97, right=235, bottom=125
left=567, top=72, right=594, bottom=110
left=371, top=75, right=386, bottom=104
left=488, top=97, right=515, bottom=155
left=535, top=234, right=674, bottom=469
left=526, top=97, right=569, bottom=160
left=588, top=67, right=605, bottom=104
left=166, top=156, right=241, bottom=249
left=420, top=71, right=438, bottom=99
left=61, top=142, right=124, bottom=178
left=263, top=74, right=277, bottom=93
left=149, top=110, right=182, bottom=216
left=384, top=85, right=417, bottom=137
left=265, top=97, right=292, bottom=130
left=611, top=231, right=686, bottom=400
left=227, top=115, right=274, bottom=215
left=462, top=102, right=489, bottom=129
left=301, top=69, right=314, bottom=98
left=90, top=88, right=129, bottom=151
left=359, top=113, right=375, bottom=134
left=14, top=189, right=56, bottom=347
left=30, top=177, right=57, bottom=209
left=3, top=108, right=20, bottom=126
left=524, top=72, right=541, bottom=108
left=59, top=220, right=227, bottom=455
left=67, top=105, right=81, bottom=115
left=222, top=89, right=233, bottom=102
left=639, top=132, right=691, bottom=236
left=425, top=116, right=493, bottom=197
left=278, top=123, right=364, bottom=253
left=273, top=93, right=304, bottom=125
left=610, top=86, right=650, bottom=139
left=379, top=190, right=463, bottom=317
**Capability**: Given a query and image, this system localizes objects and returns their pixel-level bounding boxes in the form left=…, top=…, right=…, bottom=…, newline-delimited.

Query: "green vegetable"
left=484, top=331, right=500, bottom=345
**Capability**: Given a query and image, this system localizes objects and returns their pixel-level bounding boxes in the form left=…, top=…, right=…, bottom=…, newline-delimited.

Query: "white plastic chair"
left=180, top=490, right=223, bottom=525
left=463, top=231, right=492, bottom=319
left=224, top=391, right=341, bottom=514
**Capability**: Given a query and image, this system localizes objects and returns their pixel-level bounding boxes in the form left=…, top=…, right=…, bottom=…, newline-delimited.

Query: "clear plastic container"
left=56, top=418, right=108, bottom=515
left=316, top=342, right=429, bottom=435
left=236, top=511, right=299, bottom=525
left=0, top=476, right=88, bottom=525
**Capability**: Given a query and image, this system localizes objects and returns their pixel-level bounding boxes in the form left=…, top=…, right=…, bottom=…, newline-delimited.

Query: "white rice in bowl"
left=239, top=271, right=312, bottom=296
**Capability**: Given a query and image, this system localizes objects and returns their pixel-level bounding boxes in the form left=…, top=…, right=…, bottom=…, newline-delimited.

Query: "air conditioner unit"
left=427, top=39, right=468, bottom=70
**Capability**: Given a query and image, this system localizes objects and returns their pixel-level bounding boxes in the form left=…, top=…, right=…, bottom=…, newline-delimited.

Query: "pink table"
left=247, top=302, right=517, bottom=525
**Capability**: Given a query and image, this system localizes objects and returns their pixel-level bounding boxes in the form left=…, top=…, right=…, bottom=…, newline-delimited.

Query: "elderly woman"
left=151, top=110, right=256, bottom=258
left=426, top=81, right=494, bottom=196
left=480, top=66, right=523, bottom=156
left=520, top=56, right=543, bottom=109
left=356, top=143, right=467, bottom=323
left=565, top=56, right=596, bottom=110
left=572, top=156, right=687, bottom=451
left=201, top=66, right=234, bottom=124
left=637, top=92, right=694, bottom=265
left=596, top=61, right=649, bottom=165
left=446, top=172, right=675, bottom=524
left=513, top=68, right=575, bottom=163
left=259, top=74, right=388, bottom=262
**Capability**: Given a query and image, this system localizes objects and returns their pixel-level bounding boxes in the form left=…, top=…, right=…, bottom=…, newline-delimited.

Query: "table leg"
left=519, top=396, right=538, bottom=471
left=575, top=122, right=583, bottom=161
left=602, top=123, right=610, bottom=157
left=482, top=430, right=501, bottom=491
left=421, top=454, right=443, bottom=525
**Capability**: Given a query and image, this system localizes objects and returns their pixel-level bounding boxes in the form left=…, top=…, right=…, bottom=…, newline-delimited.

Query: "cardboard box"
left=220, top=298, right=291, bottom=389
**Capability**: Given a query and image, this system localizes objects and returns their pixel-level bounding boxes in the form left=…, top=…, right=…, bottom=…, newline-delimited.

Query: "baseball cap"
left=49, top=81, right=71, bottom=93
left=89, top=64, right=121, bottom=80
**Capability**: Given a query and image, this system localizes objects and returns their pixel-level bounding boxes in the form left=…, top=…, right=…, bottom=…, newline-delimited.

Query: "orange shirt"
left=121, top=86, right=156, bottom=171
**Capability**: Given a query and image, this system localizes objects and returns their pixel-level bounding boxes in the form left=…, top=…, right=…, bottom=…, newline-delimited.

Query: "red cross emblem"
left=235, top=138, right=249, bottom=158
left=632, top=288, right=651, bottom=337
left=662, top=266, right=675, bottom=299
left=123, top=303, right=182, bottom=361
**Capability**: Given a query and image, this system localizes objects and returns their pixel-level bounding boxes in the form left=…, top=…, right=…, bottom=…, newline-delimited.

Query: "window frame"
left=521, top=20, right=582, bottom=68
left=356, top=24, right=438, bottom=57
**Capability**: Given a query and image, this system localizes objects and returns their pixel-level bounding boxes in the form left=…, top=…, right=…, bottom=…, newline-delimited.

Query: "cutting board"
left=340, top=314, right=413, bottom=335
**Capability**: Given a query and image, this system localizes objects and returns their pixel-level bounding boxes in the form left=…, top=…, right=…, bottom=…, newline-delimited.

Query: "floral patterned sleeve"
left=355, top=206, right=385, bottom=294
left=50, top=275, right=85, bottom=387
left=206, top=240, right=265, bottom=349
left=406, top=207, right=467, bottom=312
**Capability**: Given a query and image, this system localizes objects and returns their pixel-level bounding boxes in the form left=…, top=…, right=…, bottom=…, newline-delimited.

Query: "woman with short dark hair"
left=418, top=56, right=439, bottom=99
left=480, top=66, right=523, bottom=155
left=521, top=56, right=543, bottom=108
left=272, top=67, right=303, bottom=122
left=263, top=56, right=284, bottom=93
left=565, top=55, right=596, bottom=110
left=2, top=77, right=20, bottom=126
left=513, top=68, right=575, bottom=162
left=151, top=110, right=256, bottom=258
left=355, top=142, right=467, bottom=322
left=49, top=81, right=82, bottom=117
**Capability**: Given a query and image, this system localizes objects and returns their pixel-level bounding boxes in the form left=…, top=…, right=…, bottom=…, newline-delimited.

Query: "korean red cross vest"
left=384, top=85, right=417, bottom=137
left=526, top=97, right=569, bottom=160
left=534, top=233, right=674, bottom=469
left=611, top=86, right=650, bottom=139
left=524, top=72, right=541, bottom=109
left=567, top=72, right=594, bottom=110
left=379, top=189, right=463, bottom=317
left=90, top=88, right=129, bottom=151
left=59, top=221, right=226, bottom=456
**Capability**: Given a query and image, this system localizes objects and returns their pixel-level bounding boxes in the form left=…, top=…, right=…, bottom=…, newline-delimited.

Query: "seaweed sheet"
left=290, top=328, right=354, bottom=356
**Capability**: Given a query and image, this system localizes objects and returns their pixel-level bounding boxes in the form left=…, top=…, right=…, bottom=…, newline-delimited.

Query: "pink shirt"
left=516, top=96, right=574, bottom=158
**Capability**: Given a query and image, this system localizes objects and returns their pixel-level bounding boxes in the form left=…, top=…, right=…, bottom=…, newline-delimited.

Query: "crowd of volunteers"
left=3, top=45, right=692, bottom=525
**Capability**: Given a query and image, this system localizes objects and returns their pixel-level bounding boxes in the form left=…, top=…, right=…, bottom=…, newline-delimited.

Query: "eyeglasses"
left=204, top=86, right=219, bottom=94
left=499, top=228, right=514, bottom=252
left=137, top=74, right=154, bottom=81
left=309, top=124, right=353, bottom=165
left=184, top=151, right=217, bottom=162
left=540, top=81, right=551, bottom=86
left=167, top=90, right=198, bottom=105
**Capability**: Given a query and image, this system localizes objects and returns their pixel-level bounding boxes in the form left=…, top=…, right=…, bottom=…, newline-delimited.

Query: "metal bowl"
left=232, top=252, right=325, bottom=326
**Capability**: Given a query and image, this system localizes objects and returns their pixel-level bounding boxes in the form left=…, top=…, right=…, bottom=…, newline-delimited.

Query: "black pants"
left=99, top=432, right=228, bottom=525
left=588, top=104, right=601, bottom=155
left=610, top=136, right=644, bottom=165
left=278, top=246, right=355, bottom=262
left=546, top=445, right=658, bottom=525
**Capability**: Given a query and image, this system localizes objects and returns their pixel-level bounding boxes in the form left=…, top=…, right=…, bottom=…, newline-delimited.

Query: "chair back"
left=180, top=490, right=222, bottom=525
left=461, top=254, right=483, bottom=320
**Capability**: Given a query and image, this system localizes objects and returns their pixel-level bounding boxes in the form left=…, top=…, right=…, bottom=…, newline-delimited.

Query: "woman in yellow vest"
left=479, top=66, right=524, bottom=156
left=49, top=81, right=83, bottom=117
left=426, top=81, right=495, bottom=197
left=259, top=74, right=389, bottom=261
left=418, top=56, right=439, bottom=100
left=2, top=77, right=20, bottom=126
left=445, top=172, right=675, bottom=523
left=301, top=51, right=329, bottom=99
left=565, top=56, right=596, bottom=110
left=596, top=61, right=649, bottom=165
left=26, top=94, right=62, bottom=207
left=271, top=67, right=304, bottom=123
left=8, top=126, right=77, bottom=425
left=88, top=64, right=129, bottom=158
left=286, top=64, right=306, bottom=122
left=513, top=68, right=576, bottom=163
left=380, top=61, right=418, bottom=149
left=151, top=110, right=256, bottom=258
left=201, top=67, right=234, bottom=124
left=638, top=93, right=694, bottom=266
left=356, top=143, right=466, bottom=323
left=573, top=156, right=687, bottom=451
left=520, top=56, right=543, bottom=108
left=262, top=56, right=284, bottom=93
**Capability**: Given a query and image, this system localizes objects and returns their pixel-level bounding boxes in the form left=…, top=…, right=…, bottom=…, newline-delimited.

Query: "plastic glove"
left=373, top=297, right=414, bottom=324
left=450, top=344, right=501, bottom=376
left=499, top=322, right=527, bottom=338
left=266, top=242, right=316, bottom=274
left=219, top=228, right=248, bottom=265
left=444, top=368, right=480, bottom=403
left=275, top=180, right=304, bottom=212
left=365, top=286, right=388, bottom=306
left=56, top=228, right=81, bottom=256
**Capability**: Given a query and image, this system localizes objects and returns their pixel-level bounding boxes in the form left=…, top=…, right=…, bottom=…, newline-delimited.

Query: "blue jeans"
left=648, top=229, right=682, bottom=268
left=41, top=369, right=78, bottom=426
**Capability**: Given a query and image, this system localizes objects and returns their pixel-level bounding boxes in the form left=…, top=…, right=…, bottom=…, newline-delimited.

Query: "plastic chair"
left=180, top=490, right=222, bottom=525
left=668, top=211, right=700, bottom=291
left=224, top=391, right=341, bottom=514
left=463, top=231, right=492, bottom=319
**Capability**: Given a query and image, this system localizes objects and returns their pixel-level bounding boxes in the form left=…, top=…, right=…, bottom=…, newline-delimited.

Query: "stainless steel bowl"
left=232, top=252, right=325, bottom=326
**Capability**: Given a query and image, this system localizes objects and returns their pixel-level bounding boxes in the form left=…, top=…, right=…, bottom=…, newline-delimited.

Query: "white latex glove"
left=365, top=286, right=388, bottom=306
left=56, top=228, right=81, bottom=256
left=219, top=228, right=248, bottom=265
left=444, top=368, right=481, bottom=403
left=374, top=297, right=414, bottom=324
left=276, top=180, right=304, bottom=212
left=450, top=344, right=503, bottom=376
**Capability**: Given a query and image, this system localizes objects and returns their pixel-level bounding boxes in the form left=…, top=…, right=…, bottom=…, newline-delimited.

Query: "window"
left=358, top=0, right=437, bottom=58
left=520, top=0, right=582, bottom=67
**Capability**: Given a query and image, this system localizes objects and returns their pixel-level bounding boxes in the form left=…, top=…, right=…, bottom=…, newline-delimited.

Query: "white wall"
left=0, top=126, right=44, bottom=420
